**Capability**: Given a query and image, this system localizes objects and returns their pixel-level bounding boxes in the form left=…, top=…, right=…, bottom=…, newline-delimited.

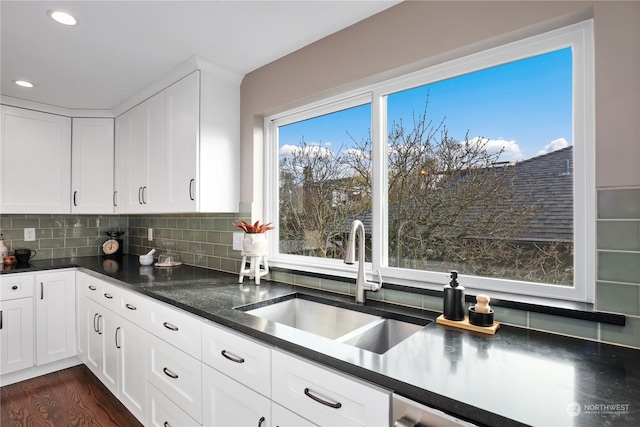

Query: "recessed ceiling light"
left=48, top=10, right=77, bottom=26
left=14, top=80, right=34, bottom=88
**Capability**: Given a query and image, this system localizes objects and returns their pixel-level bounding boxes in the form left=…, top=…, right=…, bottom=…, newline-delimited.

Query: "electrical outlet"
left=148, top=228, right=153, bottom=241
left=24, top=228, right=36, bottom=241
left=232, top=232, right=244, bottom=251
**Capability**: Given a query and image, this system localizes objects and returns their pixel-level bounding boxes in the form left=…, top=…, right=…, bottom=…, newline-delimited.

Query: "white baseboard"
left=0, top=356, right=82, bottom=387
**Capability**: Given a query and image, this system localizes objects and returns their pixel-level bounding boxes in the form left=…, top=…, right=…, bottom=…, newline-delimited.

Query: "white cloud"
left=537, top=138, right=569, bottom=156
left=279, top=143, right=334, bottom=158
left=466, top=136, right=524, bottom=161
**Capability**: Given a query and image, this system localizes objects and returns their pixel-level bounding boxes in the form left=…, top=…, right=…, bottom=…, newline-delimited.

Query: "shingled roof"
left=344, top=146, right=574, bottom=243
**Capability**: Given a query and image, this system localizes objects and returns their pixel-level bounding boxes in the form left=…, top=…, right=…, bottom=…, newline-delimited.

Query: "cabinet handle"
left=104, top=293, right=113, bottom=299
left=163, top=322, right=179, bottom=331
left=221, top=350, right=245, bottom=364
left=88, top=285, right=97, bottom=291
left=189, top=179, right=195, bottom=201
left=40, top=282, right=44, bottom=300
left=162, top=367, right=179, bottom=379
left=1, top=310, right=3, bottom=329
left=125, top=303, right=137, bottom=311
left=115, top=327, right=121, bottom=349
left=164, top=422, right=171, bottom=427
left=97, top=315, right=103, bottom=335
left=93, top=313, right=99, bottom=332
left=73, top=190, right=77, bottom=207
left=142, top=186, right=147, bottom=204
left=304, top=388, right=342, bottom=409
left=113, top=190, right=118, bottom=207
left=138, top=187, right=143, bottom=204
left=11, top=285, right=18, bottom=290
left=258, top=416, right=265, bottom=427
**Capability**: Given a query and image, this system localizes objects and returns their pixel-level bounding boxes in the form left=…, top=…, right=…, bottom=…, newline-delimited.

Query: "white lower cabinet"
left=272, top=402, right=317, bottom=427
left=76, top=273, right=147, bottom=425
left=148, top=382, right=200, bottom=427
left=148, top=334, right=202, bottom=423
left=203, top=363, right=271, bottom=427
left=272, top=350, right=391, bottom=427
left=35, top=270, right=76, bottom=365
left=0, top=296, right=35, bottom=375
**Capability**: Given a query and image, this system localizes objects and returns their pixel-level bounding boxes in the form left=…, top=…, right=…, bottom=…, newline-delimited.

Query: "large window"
left=266, top=21, right=595, bottom=302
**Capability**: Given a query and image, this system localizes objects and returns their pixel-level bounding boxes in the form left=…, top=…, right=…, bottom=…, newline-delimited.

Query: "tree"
left=278, top=99, right=573, bottom=285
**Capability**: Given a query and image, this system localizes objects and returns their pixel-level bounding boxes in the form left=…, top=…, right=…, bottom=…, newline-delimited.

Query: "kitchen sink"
left=236, top=293, right=430, bottom=354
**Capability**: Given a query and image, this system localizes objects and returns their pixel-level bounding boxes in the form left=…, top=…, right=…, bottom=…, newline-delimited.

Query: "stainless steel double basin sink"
left=235, top=293, right=430, bottom=354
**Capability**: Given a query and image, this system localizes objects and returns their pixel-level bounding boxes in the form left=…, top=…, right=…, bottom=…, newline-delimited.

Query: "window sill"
left=270, top=267, right=626, bottom=326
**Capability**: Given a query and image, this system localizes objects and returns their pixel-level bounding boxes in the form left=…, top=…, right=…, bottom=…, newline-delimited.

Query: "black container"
left=14, top=248, right=36, bottom=264
left=443, top=270, right=465, bottom=321
left=468, top=307, right=494, bottom=326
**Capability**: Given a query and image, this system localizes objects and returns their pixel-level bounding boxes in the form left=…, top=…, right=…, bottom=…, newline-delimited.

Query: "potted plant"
left=233, top=220, right=274, bottom=256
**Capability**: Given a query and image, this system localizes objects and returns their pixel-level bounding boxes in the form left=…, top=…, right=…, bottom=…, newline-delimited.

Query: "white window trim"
left=265, top=20, right=595, bottom=303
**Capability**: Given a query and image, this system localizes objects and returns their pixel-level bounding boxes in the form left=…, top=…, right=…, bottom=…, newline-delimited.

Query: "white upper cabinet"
left=117, top=92, right=166, bottom=213
left=71, top=118, right=114, bottom=214
left=1, top=105, right=71, bottom=213
left=114, top=68, right=240, bottom=214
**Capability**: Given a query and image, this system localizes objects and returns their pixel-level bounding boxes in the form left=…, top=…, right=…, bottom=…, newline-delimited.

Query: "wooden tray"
left=436, top=314, right=500, bottom=335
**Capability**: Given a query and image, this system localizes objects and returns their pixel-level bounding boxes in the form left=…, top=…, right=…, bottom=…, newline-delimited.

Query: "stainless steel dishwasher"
left=393, top=394, right=477, bottom=427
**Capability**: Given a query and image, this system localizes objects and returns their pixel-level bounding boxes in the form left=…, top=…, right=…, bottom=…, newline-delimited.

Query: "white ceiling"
left=1, top=1, right=399, bottom=110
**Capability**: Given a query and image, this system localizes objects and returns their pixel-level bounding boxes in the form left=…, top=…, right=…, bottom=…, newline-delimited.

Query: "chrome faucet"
left=344, top=220, right=382, bottom=303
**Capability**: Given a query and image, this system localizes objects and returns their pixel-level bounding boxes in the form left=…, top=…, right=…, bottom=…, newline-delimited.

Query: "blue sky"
left=280, top=48, right=572, bottom=162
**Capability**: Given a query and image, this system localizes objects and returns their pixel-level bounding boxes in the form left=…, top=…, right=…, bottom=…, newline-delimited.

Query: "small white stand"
left=239, top=253, right=269, bottom=285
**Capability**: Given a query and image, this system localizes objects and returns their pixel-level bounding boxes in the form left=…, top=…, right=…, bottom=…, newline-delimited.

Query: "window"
left=265, top=21, right=595, bottom=302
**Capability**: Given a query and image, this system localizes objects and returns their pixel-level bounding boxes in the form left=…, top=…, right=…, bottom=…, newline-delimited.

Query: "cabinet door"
left=118, top=317, right=147, bottom=424
left=35, top=271, right=76, bottom=365
left=100, top=308, right=119, bottom=397
left=71, top=118, right=114, bottom=214
left=85, top=298, right=103, bottom=376
left=272, top=403, right=317, bottom=427
left=164, top=71, right=199, bottom=212
left=0, top=298, right=34, bottom=375
left=125, top=92, right=165, bottom=213
left=1, top=105, right=71, bottom=213
left=114, top=113, right=129, bottom=213
left=202, top=364, right=271, bottom=427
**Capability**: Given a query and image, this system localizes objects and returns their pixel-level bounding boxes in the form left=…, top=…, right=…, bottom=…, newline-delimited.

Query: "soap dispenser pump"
left=443, top=270, right=465, bottom=321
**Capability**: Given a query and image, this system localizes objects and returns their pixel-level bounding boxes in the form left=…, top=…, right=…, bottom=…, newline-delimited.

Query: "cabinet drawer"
left=81, top=274, right=121, bottom=311
left=272, top=350, right=391, bottom=427
left=147, top=383, right=200, bottom=427
left=202, top=321, right=271, bottom=397
left=118, top=289, right=148, bottom=328
left=0, top=273, right=34, bottom=301
left=148, top=335, right=202, bottom=423
left=202, top=363, right=271, bottom=427
left=148, top=300, right=201, bottom=358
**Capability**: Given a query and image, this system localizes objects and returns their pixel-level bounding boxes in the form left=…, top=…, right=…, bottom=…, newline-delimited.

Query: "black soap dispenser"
left=443, top=270, right=465, bottom=321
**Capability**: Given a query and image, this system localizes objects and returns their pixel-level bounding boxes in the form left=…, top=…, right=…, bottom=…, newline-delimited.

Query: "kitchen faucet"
left=344, top=220, right=382, bottom=303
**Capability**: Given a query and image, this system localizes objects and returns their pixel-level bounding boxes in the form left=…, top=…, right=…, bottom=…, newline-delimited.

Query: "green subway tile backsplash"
left=598, top=188, right=640, bottom=219
left=1, top=186, right=640, bottom=350
left=597, top=252, right=640, bottom=284
left=597, top=221, right=640, bottom=251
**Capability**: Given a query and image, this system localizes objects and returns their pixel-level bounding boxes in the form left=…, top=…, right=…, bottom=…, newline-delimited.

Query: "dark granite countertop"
left=3, top=255, right=639, bottom=426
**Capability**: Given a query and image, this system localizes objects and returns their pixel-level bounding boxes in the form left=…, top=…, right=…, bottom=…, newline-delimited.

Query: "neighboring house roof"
left=342, top=146, right=574, bottom=243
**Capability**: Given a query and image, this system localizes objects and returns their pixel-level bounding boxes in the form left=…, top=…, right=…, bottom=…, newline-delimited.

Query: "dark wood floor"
left=1, top=364, right=143, bottom=427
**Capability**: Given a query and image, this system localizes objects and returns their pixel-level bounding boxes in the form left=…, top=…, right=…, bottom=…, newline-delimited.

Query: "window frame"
left=265, top=20, right=595, bottom=303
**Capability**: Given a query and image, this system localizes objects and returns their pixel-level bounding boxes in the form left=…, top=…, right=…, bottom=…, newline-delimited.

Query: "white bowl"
left=139, top=255, right=154, bottom=266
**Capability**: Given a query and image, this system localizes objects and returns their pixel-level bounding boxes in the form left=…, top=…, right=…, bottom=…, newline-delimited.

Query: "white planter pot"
left=243, top=233, right=267, bottom=256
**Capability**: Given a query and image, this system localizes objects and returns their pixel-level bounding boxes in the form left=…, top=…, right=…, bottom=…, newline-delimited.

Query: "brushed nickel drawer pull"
left=115, top=327, right=121, bottom=349
left=104, top=293, right=113, bottom=299
left=125, top=303, right=137, bottom=310
left=97, top=315, right=103, bottom=334
left=258, top=416, right=265, bottom=427
left=163, top=367, right=179, bottom=379
left=304, top=388, right=342, bottom=409
left=88, top=285, right=97, bottom=291
left=221, top=350, right=245, bottom=364
left=12, top=285, right=18, bottom=290
left=163, top=322, right=179, bottom=331
left=93, top=313, right=99, bottom=332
